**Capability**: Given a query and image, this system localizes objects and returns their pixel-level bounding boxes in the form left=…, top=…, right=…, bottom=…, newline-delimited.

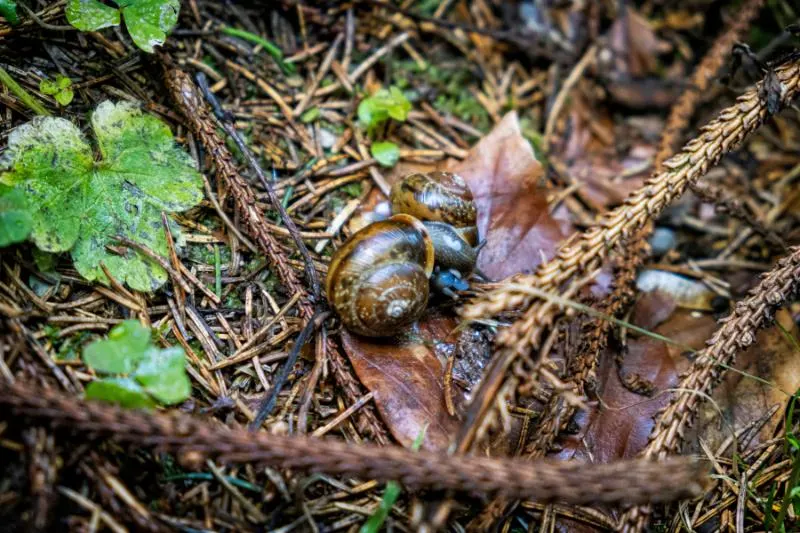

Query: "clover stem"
left=220, top=26, right=295, bottom=75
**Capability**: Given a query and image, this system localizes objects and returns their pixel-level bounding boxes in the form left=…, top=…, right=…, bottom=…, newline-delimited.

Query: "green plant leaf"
left=0, top=184, right=32, bottom=246
left=83, top=320, right=151, bottom=374
left=300, top=107, right=320, bottom=123
left=357, top=86, right=411, bottom=133
left=121, top=0, right=179, bottom=53
left=83, top=320, right=191, bottom=407
left=134, top=346, right=191, bottom=405
left=0, top=100, right=203, bottom=291
left=360, top=425, right=426, bottom=533
left=85, top=377, right=155, bottom=409
left=40, top=75, right=74, bottom=107
left=65, top=0, right=178, bottom=53
left=0, top=0, right=18, bottom=25
left=370, top=141, right=400, bottom=168
left=66, top=0, right=120, bottom=31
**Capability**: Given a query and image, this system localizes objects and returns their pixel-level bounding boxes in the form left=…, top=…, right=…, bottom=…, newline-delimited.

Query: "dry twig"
left=618, top=245, right=800, bottom=531
left=0, top=381, right=708, bottom=508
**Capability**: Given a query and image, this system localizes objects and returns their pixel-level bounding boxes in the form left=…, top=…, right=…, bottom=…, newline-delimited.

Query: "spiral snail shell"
left=390, top=171, right=477, bottom=241
left=326, top=214, right=435, bottom=337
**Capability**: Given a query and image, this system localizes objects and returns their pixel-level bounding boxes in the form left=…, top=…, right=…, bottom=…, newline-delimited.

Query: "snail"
left=326, top=214, right=435, bottom=337
left=326, top=171, right=481, bottom=336
left=390, top=171, right=477, bottom=233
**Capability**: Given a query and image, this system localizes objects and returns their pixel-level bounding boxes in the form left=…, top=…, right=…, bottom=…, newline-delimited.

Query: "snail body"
left=422, top=221, right=479, bottom=275
left=391, top=171, right=479, bottom=277
left=326, top=214, right=434, bottom=337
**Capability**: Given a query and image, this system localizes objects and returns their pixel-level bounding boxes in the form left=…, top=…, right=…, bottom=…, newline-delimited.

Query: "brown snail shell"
left=390, top=171, right=477, bottom=238
left=326, top=214, right=435, bottom=337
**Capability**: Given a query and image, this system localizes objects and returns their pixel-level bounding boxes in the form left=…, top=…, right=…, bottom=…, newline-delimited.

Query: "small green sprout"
left=357, top=86, right=411, bottom=133
left=40, top=75, right=74, bottom=106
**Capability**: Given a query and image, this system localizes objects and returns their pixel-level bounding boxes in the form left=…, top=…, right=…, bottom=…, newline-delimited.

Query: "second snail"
left=326, top=171, right=481, bottom=337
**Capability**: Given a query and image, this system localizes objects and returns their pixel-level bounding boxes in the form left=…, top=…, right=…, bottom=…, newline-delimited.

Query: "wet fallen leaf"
left=553, top=293, right=717, bottom=463
left=600, top=6, right=680, bottom=110
left=342, top=313, right=464, bottom=451
left=553, top=290, right=800, bottom=499
left=687, top=309, right=800, bottom=454
left=607, top=6, right=672, bottom=78
left=449, top=112, right=570, bottom=280
left=556, top=91, right=654, bottom=207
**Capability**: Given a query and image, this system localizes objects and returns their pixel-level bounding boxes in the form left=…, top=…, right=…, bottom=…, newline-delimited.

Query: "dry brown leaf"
left=553, top=294, right=717, bottom=463
left=687, top=309, right=800, bottom=454
left=554, top=289, right=799, bottom=474
left=342, top=313, right=463, bottom=451
left=449, top=112, right=571, bottom=280
left=608, top=6, right=672, bottom=78
left=601, top=6, right=681, bottom=110
left=557, top=91, right=654, bottom=207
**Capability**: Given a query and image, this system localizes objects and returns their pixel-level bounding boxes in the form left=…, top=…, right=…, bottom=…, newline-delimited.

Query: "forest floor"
left=2, top=1, right=800, bottom=532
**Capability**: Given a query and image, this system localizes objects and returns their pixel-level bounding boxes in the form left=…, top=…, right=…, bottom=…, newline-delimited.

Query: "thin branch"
left=0, top=381, right=708, bottom=508
left=195, top=72, right=322, bottom=303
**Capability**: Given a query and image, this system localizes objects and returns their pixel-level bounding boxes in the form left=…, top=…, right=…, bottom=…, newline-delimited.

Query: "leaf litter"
left=1, top=1, right=800, bottom=532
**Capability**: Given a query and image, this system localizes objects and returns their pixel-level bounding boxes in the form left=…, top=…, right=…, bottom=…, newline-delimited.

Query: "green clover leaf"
left=370, top=141, right=400, bottom=168
left=0, top=0, right=18, bottom=25
left=85, top=377, right=156, bottom=409
left=357, top=86, right=411, bottom=133
left=0, top=100, right=203, bottom=291
left=134, top=346, right=191, bottom=405
left=0, top=184, right=31, bottom=246
left=82, top=320, right=191, bottom=408
left=66, top=0, right=179, bottom=53
left=83, top=320, right=151, bottom=374
left=40, top=75, right=74, bottom=106
left=66, top=0, right=120, bottom=31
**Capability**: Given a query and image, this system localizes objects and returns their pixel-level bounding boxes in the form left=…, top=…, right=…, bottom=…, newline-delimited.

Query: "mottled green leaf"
left=83, top=320, right=151, bottom=374
left=0, top=0, right=18, bottom=25
left=0, top=184, right=31, bottom=246
left=358, top=87, right=411, bottom=133
left=1, top=117, right=92, bottom=253
left=40, top=75, right=74, bottom=107
left=134, top=346, right=191, bottom=405
left=65, top=0, right=178, bottom=53
left=66, top=0, right=120, bottom=31
left=370, top=141, right=400, bottom=168
left=85, top=377, right=155, bottom=409
left=0, top=101, right=203, bottom=291
left=121, top=0, right=179, bottom=53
